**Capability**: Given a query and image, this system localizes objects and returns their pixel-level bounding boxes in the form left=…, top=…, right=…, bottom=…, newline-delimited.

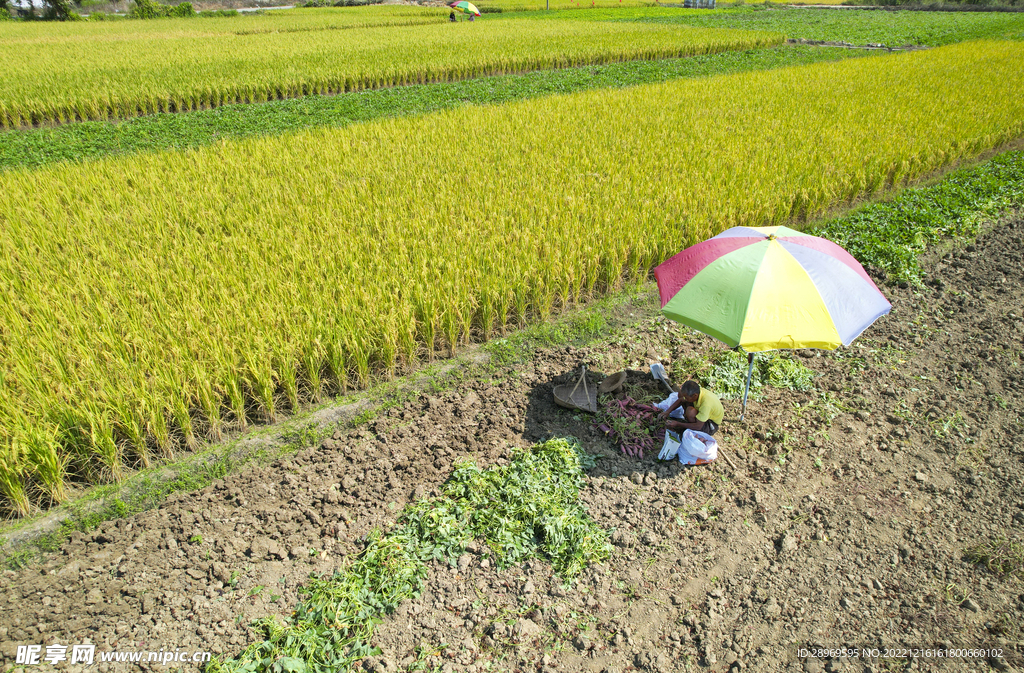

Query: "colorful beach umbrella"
left=449, top=1, right=480, bottom=15
left=654, top=225, right=891, bottom=418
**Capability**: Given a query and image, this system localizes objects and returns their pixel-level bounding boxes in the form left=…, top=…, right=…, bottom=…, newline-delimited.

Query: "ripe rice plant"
left=0, top=15, right=780, bottom=128
left=0, top=40, right=1022, bottom=515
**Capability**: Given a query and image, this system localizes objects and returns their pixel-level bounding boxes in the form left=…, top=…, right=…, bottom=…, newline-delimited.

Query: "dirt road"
left=2, top=217, right=1022, bottom=673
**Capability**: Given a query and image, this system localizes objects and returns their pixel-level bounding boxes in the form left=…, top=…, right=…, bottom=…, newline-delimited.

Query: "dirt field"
left=2, top=216, right=1022, bottom=673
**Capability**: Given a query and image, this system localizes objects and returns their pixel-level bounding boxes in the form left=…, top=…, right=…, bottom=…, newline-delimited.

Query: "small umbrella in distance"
left=654, top=225, right=891, bottom=420
left=450, top=1, right=481, bottom=15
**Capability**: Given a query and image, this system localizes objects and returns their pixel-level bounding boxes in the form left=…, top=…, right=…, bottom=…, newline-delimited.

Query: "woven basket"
left=598, top=370, right=627, bottom=394
left=553, top=366, right=598, bottom=414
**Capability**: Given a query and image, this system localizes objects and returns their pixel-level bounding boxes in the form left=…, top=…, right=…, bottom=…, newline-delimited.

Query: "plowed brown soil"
left=2, top=217, right=1023, bottom=673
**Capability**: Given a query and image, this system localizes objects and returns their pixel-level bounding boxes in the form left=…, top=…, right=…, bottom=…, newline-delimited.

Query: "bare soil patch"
left=1, top=217, right=1023, bottom=673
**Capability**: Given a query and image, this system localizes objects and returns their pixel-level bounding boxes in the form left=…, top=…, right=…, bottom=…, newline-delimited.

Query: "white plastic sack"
left=679, top=429, right=718, bottom=465
left=654, top=393, right=685, bottom=419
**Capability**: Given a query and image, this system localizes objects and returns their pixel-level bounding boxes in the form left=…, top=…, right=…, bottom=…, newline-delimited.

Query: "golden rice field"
left=1, top=40, right=1023, bottom=516
left=0, top=17, right=779, bottom=128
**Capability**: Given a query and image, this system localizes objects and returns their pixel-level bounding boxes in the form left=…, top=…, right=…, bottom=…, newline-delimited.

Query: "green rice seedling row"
left=0, top=40, right=1022, bottom=516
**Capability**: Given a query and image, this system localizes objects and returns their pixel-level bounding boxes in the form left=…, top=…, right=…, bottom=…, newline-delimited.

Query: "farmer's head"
left=680, top=380, right=700, bottom=403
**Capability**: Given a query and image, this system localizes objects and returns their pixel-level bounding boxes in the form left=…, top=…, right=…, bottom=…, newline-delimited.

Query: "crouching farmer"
left=656, top=380, right=724, bottom=436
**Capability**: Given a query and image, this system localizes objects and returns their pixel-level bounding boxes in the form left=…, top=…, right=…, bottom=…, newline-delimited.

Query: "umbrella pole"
left=739, top=352, right=754, bottom=422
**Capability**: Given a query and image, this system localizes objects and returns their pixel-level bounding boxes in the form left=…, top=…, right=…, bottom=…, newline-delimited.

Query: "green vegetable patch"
left=208, top=437, right=610, bottom=673
left=671, top=349, right=816, bottom=401
left=814, top=150, right=1024, bottom=286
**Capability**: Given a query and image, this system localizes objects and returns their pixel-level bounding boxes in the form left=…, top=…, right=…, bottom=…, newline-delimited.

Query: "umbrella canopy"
left=449, top=1, right=480, bottom=14
left=654, top=225, right=891, bottom=420
left=654, top=225, right=890, bottom=353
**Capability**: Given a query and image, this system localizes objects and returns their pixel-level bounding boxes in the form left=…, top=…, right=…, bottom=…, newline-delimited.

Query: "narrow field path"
left=785, top=37, right=930, bottom=49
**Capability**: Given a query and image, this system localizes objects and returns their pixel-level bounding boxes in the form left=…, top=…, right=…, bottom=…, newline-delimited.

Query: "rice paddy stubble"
left=0, top=40, right=1022, bottom=515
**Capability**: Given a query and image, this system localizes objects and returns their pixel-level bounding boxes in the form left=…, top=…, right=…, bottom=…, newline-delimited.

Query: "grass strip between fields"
left=206, top=438, right=609, bottom=673
left=0, top=45, right=863, bottom=174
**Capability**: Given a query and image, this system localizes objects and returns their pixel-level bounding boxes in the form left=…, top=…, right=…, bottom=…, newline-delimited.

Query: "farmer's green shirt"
left=697, top=388, right=725, bottom=424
